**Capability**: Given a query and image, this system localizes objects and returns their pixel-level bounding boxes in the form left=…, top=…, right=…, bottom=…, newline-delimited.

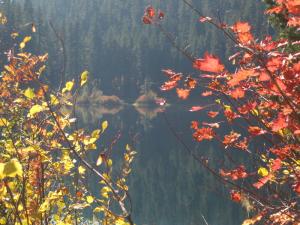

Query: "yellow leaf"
left=28, top=105, right=45, bottom=117
left=0, top=118, right=8, bottom=127
left=62, top=80, right=74, bottom=93
left=78, top=166, right=86, bottom=175
left=251, top=109, right=259, bottom=116
left=0, top=163, right=4, bottom=179
left=91, top=129, right=101, bottom=139
left=96, top=154, right=103, bottom=166
left=24, top=88, right=35, bottom=99
left=93, top=206, right=105, bottom=213
left=101, top=121, right=108, bottom=133
left=19, top=36, right=31, bottom=49
left=86, top=195, right=94, bottom=204
left=20, top=42, right=26, bottom=49
left=0, top=217, right=6, bottom=224
left=258, top=167, right=269, bottom=177
left=50, top=95, right=59, bottom=105
left=242, top=214, right=263, bottom=225
left=3, top=159, right=23, bottom=178
left=23, top=36, right=32, bottom=43
left=80, top=70, right=89, bottom=86
left=107, top=159, right=112, bottom=167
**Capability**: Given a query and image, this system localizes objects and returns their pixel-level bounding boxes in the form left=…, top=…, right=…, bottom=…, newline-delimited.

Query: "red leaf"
left=288, top=16, right=300, bottom=27
left=201, top=91, right=213, bottom=96
left=146, top=5, right=155, bottom=18
left=162, top=69, right=179, bottom=77
left=223, top=132, right=241, bottom=147
left=191, top=121, right=199, bottom=129
left=208, top=111, right=219, bottom=118
left=189, top=106, right=205, bottom=112
left=271, top=158, right=282, bottom=171
left=158, top=10, right=165, bottom=20
left=192, top=127, right=215, bottom=142
left=265, top=5, right=283, bottom=14
left=294, top=182, right=300, bottom=195
left=176, top=88, right=190, bottom=100
left=199, top=16, right=212, bottom=23
left=253, top=175, right=271, bottom=189
left=220, top=165, right=248, bottom=181
left=271, top=114, right=288, bottom=132
left=224, top=108, right=239, bottom=122
left=248, top=126, right=267, bottom=136
left=266, top=56, right=282, bottom=73
left=142, top=16, right=152, bottom=24
left=193, top=52, right=225, bottom=73
left=230, top=190, right=241, bottom=202
left=259, top=70, right=270, bottom=81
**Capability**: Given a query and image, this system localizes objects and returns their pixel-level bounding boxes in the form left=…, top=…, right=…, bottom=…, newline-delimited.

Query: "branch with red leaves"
left=143, top=1, right=300, bottom=224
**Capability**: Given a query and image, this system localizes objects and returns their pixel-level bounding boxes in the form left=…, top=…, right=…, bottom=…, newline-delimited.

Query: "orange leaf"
left=230, top=87, right=245, bottom=99
left=232, top=21, right=251, bottom=33
left=193, top=52, right=225, bottom=73
left=176, top=88, right=190, bottom=100
left=208, top=111, right=219, bottom=118
left=227, top=69, right=255, bottom=87
left=161, top=80, right=178, bottom=91
left=189, top=106, right=205, bottom=112
left=185, top=76, right=197, bottom=89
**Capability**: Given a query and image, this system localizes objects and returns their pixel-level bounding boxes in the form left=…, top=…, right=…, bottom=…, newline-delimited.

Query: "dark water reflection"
left=79, top=101, right=246, bottom=225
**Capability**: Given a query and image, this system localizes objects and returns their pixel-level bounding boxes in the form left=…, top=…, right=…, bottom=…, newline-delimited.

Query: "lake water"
left=77, top=98, right=246, bottom=225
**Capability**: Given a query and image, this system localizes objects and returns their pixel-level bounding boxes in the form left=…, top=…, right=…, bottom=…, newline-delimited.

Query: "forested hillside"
left=2, top=0, right=269, bottom=100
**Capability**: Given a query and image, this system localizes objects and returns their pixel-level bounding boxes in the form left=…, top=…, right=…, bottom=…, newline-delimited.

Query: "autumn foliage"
left=0, top=15, right=135, bottom=225
left=144, top=1, right=300, bottom=224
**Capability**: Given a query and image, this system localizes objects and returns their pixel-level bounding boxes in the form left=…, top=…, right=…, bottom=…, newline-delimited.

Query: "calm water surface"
left=79, top=101, right=245, bottom=225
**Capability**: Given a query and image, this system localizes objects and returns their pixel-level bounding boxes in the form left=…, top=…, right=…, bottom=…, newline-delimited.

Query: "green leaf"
left=80, top=70, right=89, bottom=86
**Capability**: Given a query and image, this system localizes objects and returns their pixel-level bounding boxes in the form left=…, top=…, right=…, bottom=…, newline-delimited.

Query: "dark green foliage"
left=5, top=0, right=269, bottom=100
left=264, top=0, right=300, bottom=43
